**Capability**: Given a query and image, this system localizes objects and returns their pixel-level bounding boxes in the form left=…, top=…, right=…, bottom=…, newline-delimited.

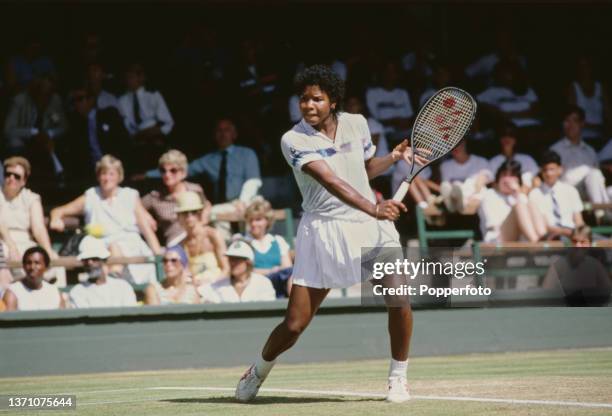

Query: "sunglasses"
left=160, top=167, right=180, bottom=174
left=162, top=258, right=181, bottom=264
left=4, top=170, right=23, bottom=181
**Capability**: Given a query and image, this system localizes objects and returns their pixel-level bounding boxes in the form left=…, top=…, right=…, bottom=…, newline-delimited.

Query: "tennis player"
left=236, top=65, right=420, bottom=403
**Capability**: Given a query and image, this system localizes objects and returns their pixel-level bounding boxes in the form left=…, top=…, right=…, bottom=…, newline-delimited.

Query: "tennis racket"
left=392, top=87, right=477, bottom=202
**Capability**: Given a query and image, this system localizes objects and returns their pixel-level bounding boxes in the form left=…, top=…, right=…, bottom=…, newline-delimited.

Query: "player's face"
left=299, top=85, right=336, bottom=127
left=541, top=163, right=562, bottom=186
left=248, top=216, right=268, bottom=239
left=23, top=252, right=47, bottom=283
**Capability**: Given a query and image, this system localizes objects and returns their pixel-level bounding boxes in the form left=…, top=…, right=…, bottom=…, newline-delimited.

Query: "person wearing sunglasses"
left=0, top=157, right=57, bottom=262
left=144, top=245, right=199, bottom=305
left=141, top=150, right=210, bottom=246
left=174, top=191, right=228, bottom=286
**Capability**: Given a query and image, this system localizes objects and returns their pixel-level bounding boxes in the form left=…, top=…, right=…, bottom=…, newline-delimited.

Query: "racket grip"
left=393, top=181, right=411, bottom=202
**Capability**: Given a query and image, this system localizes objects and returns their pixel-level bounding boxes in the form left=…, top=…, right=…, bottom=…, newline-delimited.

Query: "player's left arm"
left=365, top=139, right=425, bottom=179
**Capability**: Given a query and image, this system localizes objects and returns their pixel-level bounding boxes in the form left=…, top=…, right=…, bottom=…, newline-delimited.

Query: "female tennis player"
left=236, top=65, right=421, bottom=403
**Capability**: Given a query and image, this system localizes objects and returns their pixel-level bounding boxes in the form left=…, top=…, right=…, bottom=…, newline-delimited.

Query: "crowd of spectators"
left=1, top=13, right=612, bottom=311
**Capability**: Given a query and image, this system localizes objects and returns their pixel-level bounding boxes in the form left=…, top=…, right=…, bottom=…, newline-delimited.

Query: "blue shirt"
left=147, top=145, right=261, bottom=201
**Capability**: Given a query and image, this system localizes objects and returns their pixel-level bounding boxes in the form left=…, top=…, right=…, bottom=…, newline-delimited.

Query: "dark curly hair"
left=294, top=64, right=345, bottom=115
left=23, top=246, right=50, bottom=267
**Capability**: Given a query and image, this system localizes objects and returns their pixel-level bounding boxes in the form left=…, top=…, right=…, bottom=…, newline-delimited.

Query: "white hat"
left=77, top=236, right=110, bottom=261
left=226, top=240, right=254, bottom=261
left=174, top=191, right=204, bottom=213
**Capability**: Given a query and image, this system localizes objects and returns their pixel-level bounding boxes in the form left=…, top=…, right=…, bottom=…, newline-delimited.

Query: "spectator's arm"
left=186, top=157, right=210, bottom=178
left=30, top=199, right=56, bottom=258
left=211, top=227, right=229, bottom=277
left=573, top=212, right=584, bottom=228
left=238, top=178, right=262, bottom=203
left=0, top=216, right=19, bottom=261
left=49, top=195, right=86, bottom=232
left=135, top=199, right=161, bottom=255
left=154, top=92, right=174, bottom=135
left=2, top=289, right=17, bottom=311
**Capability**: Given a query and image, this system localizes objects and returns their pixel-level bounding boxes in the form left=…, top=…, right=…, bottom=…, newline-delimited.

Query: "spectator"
left=550, top=106, right=610, bottom=207
left=61, top=85, right=129, bottom=182
left=69, top=236, right=137, bottom=308
left=0, top=219, right=18, bottom=292
left=488, top=123, right=539, bottom=188
left=243, top=199, right=292, bottom=297
left=440, top=140, right=492, bottom=213
left=2, top=246, right=64, bottom=311
left=174, top=191, right=228, bottom=285
left=4, top=75, right=67, bottom=187
left=365, top=60, right=414, bottom=142
left=566, top=56, right=611, bottom=141
left=117, top=63, right=174, bottom=171
left=479, top=160, right=546, bottom=243
left=199, top=240, right=276, bottom=303
left=0, top=157, right=56, bottom=258
left=141, top=150, right=210, bottom=246
left=144, top=246, right=199, bottom=305
left=5, top=35, right=56, bottom=95
left=529, top=151, right=585, bottom=240
left=477, top=59, right=541, bottom=129
left=86, top=62, right=119, bottom=110
left=49, top=155, right=160, bottom=285
left=392, top=163, right=438, bottom=210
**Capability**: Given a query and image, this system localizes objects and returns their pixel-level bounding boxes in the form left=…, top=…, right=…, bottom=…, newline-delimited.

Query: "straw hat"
left=174, top=191, right=204, bottom=213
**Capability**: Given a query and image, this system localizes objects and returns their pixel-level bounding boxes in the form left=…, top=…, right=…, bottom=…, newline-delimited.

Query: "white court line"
left=147, top=386, right=612, bottom=409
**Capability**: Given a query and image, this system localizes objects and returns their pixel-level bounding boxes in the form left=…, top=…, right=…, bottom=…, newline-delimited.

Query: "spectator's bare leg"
left=511, top=202, right=540, bottom=242
left=528, top=200, right=548, bottom=238
left=108, top=243, right=126, bottom=275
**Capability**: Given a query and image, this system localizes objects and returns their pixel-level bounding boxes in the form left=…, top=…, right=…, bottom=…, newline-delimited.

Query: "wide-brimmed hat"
left=174, top=191, right=204, bottom=213
left=226, top=240, right=254, bottom=262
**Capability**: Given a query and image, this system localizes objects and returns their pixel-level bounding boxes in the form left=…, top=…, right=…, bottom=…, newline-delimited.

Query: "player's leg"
left=386, top=304, right=413, bottom=403
left=235, top=284, right=329, bottom=402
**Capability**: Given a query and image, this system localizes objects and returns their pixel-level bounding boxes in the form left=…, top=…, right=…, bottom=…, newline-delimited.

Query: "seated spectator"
left=142, top=150, right=210, bottom=246
left=69, top=236, right=137, bottom=308
left=173, top=191, right=228, bottom=285
left=477, top=59, right=541, bottom=129
left=566, top=56, right=611, bottom=141
left=440, top=140, right=493, bottom=212
left=243, top=199, right=292, bottom=297
left=61, top=85, right=129, bottom=182
left=479, top=160, right=546, bottom=243
left=4, top=75, right=67, bottom=187
left=346, top=94, right=393, bottom=196
left=2, top=246, right=64, bottom=311
left=144, top=246, right=199, bottom=305
left=86, top=62, right=118, bottom=110
left=488, top=123, right=539, bottom=188
left=529, top=151, right=585, bottom=240
left=0, top=220, right=18, bottom=292
left=199, top=240, right=276, bottom=303
left=0, top=157, right=56, bottom=258
left=117, top=63, right=174, bottom=171
left=50, top=155, right=160, bottom=284
left=392, top=162, right=438, bottom=210
left=365, top=60, right=414, bottom=142
left=5, top=35, right=56, bottom=95
left=550, top=106, right=609, bottom=208
left=419, top=60, right=452, bottom=107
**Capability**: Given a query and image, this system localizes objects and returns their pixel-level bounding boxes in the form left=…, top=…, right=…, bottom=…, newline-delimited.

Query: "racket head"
left=407, top=87, right=477, bottom=181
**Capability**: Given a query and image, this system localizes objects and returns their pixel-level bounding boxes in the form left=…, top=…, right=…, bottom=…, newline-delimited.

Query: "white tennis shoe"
left=235, top=364, right=264, bottom=402
left=386, top=376, right=411, bottom=403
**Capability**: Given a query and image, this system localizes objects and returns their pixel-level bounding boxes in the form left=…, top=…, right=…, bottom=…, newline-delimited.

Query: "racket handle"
left=393, top=181, right=411, bottom=202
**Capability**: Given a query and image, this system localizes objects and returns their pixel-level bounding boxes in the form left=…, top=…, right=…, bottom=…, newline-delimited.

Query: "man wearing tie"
left=529, top=151, right=585, bottom=240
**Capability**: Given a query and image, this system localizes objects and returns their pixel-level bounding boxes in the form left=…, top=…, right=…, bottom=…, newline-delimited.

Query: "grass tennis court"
left=1, top=348, right=611, bottom=416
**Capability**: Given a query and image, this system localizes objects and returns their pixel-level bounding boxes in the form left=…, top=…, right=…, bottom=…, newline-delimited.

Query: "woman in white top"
left=144, top=246, right=199, bottom=305
left=2, top=246, right=64, bottom=311
left=479, top=160, right=546, bottom=243
left=50, top=155, right=161, bottom=284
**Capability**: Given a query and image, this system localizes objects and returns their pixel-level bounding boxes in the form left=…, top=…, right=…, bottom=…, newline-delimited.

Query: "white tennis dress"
left=281, top=112, right=400, bottom=289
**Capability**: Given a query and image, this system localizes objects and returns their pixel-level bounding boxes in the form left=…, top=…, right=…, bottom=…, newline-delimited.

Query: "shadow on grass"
left=162, top=396, right=379, bottom=405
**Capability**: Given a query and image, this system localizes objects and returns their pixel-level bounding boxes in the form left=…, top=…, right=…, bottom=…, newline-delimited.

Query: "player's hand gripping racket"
left=392, top=87, right=477, bottom=202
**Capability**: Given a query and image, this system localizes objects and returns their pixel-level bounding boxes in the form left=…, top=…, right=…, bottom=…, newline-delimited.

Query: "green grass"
left=1, top=348, right=611, bottom=416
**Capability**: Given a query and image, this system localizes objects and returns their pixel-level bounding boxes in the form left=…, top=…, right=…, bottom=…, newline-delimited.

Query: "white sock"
left=388, top=358, right=408, bottom=379
left=255, top=356, right=276, bottom=379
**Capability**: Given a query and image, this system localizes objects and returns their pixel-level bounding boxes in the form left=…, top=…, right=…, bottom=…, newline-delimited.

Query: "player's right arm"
left=302, top=160, right=406, bottom=221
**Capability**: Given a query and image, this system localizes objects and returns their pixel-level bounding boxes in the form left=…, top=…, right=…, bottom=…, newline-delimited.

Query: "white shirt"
left=8, top=280, right=61, bottom=311
left=550, top=137, right=599, bottom=176
left=118, top=86, right=174, bottom=136
left=97, top=90, right=119, bottom=110
left=440, top=155, right=492, bottom=183
left=478, top=188, right=524, bottom=242
left=392, top=161, right=432, bottom=195
left=529, top=182, right=583, bottom=229
left=365, top=87, right=414, bottom=123
left=489, top=153, right=539, bottom=187
left=281, top=112, right=376, bottom=221
left=199, top=273, right=276, bottom=303
left=477, top=86, right=540, bottom=127
left=69, top=276, right=137, bottom=308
